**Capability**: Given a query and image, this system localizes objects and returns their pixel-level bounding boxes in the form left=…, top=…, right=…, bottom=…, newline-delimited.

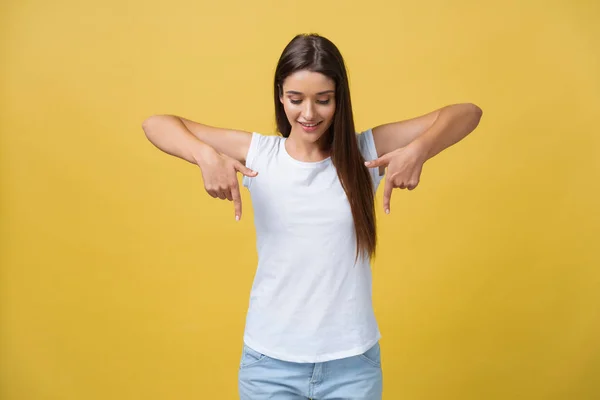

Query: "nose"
left=302, top=102, right=315, bottom=121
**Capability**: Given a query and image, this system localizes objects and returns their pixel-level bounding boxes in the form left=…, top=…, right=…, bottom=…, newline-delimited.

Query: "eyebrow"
left=285, top=90, right=335, bottom=95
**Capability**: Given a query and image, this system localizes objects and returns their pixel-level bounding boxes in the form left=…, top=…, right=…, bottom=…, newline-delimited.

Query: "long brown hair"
left=274, top=33, right=377, bottom=259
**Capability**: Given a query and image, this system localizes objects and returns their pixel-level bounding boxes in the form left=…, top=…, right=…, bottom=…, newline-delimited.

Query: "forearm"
left=142, top=115, right=215, bottom=165
left=411, top=103, right=483, bottom=161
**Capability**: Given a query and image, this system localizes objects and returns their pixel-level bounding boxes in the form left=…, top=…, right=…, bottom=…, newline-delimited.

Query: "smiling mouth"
left=298, top=121, right=322, bottom=127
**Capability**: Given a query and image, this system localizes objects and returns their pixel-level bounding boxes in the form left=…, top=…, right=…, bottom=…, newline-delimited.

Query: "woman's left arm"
left=370, top=103, right=483, bottom=158
left=366, top=103, right=483, bottom=214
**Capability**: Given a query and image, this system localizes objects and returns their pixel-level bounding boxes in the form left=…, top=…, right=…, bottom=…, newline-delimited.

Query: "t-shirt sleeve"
left=242, top=132, right=262, bottom=189
left=357, top=128, right=384, bottom=191
left=243, top=132, right=281, bottom=189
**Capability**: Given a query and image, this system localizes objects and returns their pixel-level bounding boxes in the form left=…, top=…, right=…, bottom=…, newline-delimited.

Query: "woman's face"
left=279, top=70, right=336, bottom=144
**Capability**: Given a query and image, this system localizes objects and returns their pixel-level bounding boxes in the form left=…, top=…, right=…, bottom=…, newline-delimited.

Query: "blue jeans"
left=238, top=342, right=383, bottom=399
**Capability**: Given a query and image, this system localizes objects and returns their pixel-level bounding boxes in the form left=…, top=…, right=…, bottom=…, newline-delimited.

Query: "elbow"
left=469, top=103, right=483, bottom=119
left=142, top=116, right=154, bottom=137
left=142, top=115, right=159, bottom=134
left=142, top=115, right=169, bottom=139
left=454, top=103, right=483, bottom=133
left=466, top=103, right=483, bottom=129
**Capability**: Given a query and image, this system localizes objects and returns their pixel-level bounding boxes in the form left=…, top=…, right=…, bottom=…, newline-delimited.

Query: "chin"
left=294, top=127, right=326, bottom=142
left=306, top=133, right=326, bottom=143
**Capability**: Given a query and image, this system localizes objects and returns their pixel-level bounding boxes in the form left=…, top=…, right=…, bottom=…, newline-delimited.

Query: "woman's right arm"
left=141, top=114, right=252, bottom=164
left=142, top=115, right=257, bottom=220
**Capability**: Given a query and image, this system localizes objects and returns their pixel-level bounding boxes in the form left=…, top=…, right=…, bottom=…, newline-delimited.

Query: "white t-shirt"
left=241, top=129, right=383, bottom=363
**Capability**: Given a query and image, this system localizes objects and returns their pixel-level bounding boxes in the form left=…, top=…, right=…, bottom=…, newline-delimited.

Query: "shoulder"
left=247, top=132, right=282, bottom=156
left=249, top=132, right=282, bottom=147
left=356, top=129, right=385, bottom=189
left=245, top=132, right=283, bottom=168
left=356, top=129, right=378, bottom=161
left=243, top=132, right=283, bottom=190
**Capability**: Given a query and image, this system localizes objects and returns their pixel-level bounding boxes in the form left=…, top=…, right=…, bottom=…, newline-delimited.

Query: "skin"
left=279, top=70, right=336, bottom=163
left=368, top=103, right=483, bottom=213
left=144, top=70, right=482, bottom=220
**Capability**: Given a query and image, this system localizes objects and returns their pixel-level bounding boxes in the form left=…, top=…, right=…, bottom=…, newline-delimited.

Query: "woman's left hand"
left=364, top=143, right=427, bottom=214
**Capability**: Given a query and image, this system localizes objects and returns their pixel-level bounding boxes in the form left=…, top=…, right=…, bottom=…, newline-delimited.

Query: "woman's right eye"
left=290, top=99, right=302, bottom=105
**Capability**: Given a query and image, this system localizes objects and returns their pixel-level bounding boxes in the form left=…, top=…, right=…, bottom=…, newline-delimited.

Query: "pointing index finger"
left=383, top=179, right=393, bottom=214
left=231, top=182, right=242, bottom=221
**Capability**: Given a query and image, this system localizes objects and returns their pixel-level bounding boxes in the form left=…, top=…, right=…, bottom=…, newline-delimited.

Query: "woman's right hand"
left=195, top=147, right=258, bottom=221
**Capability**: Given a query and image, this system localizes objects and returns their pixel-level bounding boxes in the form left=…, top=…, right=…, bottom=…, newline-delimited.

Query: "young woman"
left=143, top=33, right=482, bottom=400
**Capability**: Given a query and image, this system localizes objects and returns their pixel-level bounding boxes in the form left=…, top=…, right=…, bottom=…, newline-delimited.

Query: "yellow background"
left=2, top=0, right=599, bottom=399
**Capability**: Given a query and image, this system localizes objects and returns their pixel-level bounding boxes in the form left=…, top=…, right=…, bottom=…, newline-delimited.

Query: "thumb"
left=234, top=162, right=258, bottom=177
left=364, top=155, right=390, bottom=168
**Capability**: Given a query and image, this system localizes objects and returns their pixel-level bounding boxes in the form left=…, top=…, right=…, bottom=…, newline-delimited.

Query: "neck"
left=286, top=131, right=330, bottom=162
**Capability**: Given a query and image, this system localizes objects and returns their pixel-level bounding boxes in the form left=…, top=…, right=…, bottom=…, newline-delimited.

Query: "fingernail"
left=235, top=215, right=240, bottom=221
left=385, top=209, right=390, bottom=214
left=364, top=161, right=370, bottom=166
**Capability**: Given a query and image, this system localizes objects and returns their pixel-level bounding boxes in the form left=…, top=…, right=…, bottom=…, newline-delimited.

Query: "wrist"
left=407, top=137, right=431, bottom=163
left=191, top=141, right=217, bottom=167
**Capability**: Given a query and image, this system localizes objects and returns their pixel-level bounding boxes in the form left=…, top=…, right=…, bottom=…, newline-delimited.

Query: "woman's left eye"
left=289, top=99, right=330, bottom=105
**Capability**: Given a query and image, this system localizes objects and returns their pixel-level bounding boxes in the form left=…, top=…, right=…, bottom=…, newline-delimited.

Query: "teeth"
left=301, top=122, right=319, bottom=127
